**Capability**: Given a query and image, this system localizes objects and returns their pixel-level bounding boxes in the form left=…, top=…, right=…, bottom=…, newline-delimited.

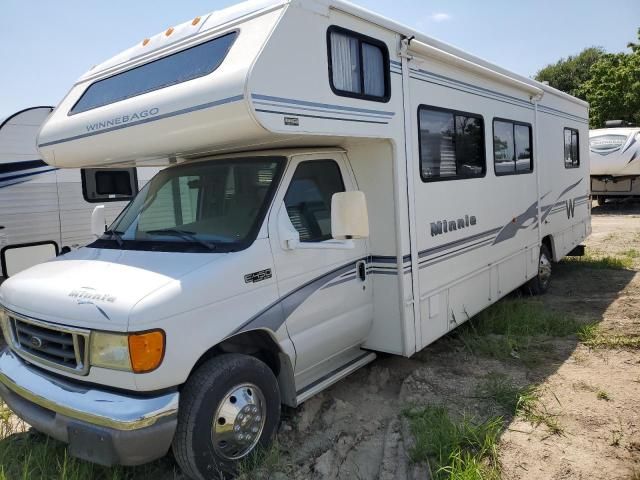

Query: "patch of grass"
left=596, top=390, right=611, bottom=401
left=404, top=406, right=501, bottom=480
left=562, top=254, right=633, bottom=270
left=475, top=374, right=563, bottom=435
left=622, top=248, right=640, bottom=259
left=237, top=441, right=288, bottom=479
left=578, top=324, right=640, bottom=349
left=0, top=402, right=176, bottom=480
left=471, top=300, right=580, bottom=338
left=454, top=299, right=582, bottom=366
left=475, top=373, right=533, bottom=414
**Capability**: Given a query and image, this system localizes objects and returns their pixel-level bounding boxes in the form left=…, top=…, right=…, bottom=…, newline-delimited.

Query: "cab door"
left=268, top=152, right=372, bottom=383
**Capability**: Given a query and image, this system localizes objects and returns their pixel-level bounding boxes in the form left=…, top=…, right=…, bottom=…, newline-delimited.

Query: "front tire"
left=524, top=244, right=552, bottom=295
left=173, top=354, right=281, bottom=480
left=597, top=196, right=607, bottom=207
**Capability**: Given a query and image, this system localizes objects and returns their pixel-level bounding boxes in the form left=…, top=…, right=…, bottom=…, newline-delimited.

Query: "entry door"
left=268, top=153, right=373, bottom=379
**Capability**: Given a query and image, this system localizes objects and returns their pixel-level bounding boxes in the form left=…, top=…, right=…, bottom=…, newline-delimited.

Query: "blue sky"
left=1, top=0, right=638, bottom=119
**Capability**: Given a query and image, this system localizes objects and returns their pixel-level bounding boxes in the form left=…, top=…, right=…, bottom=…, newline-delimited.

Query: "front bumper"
left=0, top=348, right=179, bottom=466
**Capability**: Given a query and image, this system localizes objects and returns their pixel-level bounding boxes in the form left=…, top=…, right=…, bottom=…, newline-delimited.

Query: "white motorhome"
left=0, top=0, right=590, bottom=477
left=589, top=121, right=640, bottom=204
left=0, top=106, right=158, bottom=280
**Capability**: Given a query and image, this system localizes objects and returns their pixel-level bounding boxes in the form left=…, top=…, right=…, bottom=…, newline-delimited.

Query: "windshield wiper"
left=145, top=228, right=217, bottom=251
left=104, top=229, right=124, bottom=247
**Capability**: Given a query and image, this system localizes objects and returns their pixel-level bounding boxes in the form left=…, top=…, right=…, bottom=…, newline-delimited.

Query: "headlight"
left=90, top=332, right=131, bottom=371
left=90, top=330, right=165, bottom=373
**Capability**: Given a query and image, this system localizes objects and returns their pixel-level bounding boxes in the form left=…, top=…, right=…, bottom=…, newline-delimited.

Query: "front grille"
left=8, top=313, right=90, bottom=375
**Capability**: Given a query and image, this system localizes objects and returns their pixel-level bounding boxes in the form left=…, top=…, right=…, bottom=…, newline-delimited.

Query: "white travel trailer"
left=589, top=121, right=640, bottom=204
left=0, top=106, right=157, bottom=280
left=0, top=0, right=590, bottom=477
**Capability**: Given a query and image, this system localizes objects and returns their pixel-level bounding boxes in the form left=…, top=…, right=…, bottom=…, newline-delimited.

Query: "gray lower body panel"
left=0, top=381, right=177, bottom=466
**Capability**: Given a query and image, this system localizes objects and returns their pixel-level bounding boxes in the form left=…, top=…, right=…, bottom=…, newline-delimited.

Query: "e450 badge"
left=244, top=269, right=273, bottom=284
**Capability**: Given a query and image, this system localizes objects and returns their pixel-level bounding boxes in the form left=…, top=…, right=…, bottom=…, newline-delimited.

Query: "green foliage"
left=562, top=254, right=633, bottom=270
left=580, top=46, right=640, bottom=128
left=535, top=28, right=640, bottom=128
left=404, top=406, right=501, bottom=480
left=453, top=299, right=582, bottom=367
left=535, top=47, right=605, bottom=99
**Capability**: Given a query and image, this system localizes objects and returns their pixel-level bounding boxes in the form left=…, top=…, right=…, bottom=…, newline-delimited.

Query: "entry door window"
left=284, top=160, right=345, bottom=242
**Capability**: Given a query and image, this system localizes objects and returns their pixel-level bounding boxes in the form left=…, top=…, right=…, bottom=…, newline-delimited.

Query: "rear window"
left=70, top=32, right=238, bottom=115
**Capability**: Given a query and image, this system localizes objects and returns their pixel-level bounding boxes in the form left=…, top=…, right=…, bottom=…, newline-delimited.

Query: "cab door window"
left=284, top=160, right=345, bottom=242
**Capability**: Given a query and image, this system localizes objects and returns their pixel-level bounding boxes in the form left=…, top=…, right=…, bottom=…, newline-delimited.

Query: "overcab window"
left=564, top=128, right=580, bottom=168
left=418, top=106, right=486, bottom=182
left=70, top=31, right=238, bottom=115
left=493, top=119, right=533, bottom=175
left=328, top=26, right=390, bottom=102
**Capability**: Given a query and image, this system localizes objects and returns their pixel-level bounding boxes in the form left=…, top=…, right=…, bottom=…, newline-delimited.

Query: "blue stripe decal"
left=537, top=105, right=588, bottom=124
left=38, top=95, right=244, bottom=148
left=255, top=109, right=389, bottom=125
left=0, top=168, right=58, bottom=189
left=418, top=227, right=502, bottom=259
left=410, top=73, right=533, bottom=111
left=0, top=164, right=51, bottom=182
left=251, top=94, right=395, bottom=117
left=411, top=68, right=533, bottom=107
left=0, top=159, right=48, bottom=175
left=409, top=68, right=588, bottom=123
left=253, top=100, right=391, bottom=120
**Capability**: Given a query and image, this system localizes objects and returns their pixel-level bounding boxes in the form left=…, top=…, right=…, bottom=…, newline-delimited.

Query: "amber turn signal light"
left=128, top=330, right=165, bottom=373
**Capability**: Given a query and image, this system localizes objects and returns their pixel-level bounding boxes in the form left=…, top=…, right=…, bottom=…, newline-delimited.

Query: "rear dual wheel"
left=524, top=244, right=552, bottom=296
left=173, top=354, right=281, bottom=480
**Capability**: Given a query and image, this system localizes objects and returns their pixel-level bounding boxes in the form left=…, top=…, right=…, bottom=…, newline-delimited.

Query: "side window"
left=328, top=26, right=390, bottom=102
left=418, top=105, right=485, bottom=182
left=81, top=168, right=138, bottom=203
left=564, top=128, right=580, bottom=168
left=493, top=119, right=533, bottom=175
left=284, top=160, right=345, bottom=242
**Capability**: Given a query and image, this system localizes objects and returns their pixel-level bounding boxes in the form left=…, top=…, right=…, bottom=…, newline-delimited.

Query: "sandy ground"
left=1, top=201, right=639, bottom=479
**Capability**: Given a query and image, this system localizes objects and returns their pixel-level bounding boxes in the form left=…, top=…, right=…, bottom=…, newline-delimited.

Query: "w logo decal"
left=565, top=199, right=575, bottom=219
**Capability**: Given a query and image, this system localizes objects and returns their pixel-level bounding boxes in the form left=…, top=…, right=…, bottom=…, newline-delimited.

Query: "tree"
left=535, top=47, right=605, bottom=99
left=579, top=29, right=640, bottom=127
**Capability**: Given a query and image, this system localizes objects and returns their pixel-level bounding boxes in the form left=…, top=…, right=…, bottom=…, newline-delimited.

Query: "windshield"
left=94, top=157, right=284, bottom=253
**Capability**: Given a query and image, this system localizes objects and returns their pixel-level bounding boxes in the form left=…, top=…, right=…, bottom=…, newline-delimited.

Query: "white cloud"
left=429, top=12, right=451, bottom=22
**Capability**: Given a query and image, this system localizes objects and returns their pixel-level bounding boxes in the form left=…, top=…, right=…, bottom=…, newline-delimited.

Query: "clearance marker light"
left=165, top=27, right=174, bottom=36
left=192, top=16, right=201, bottom=26
left=142, top=38, right=150, bottom=46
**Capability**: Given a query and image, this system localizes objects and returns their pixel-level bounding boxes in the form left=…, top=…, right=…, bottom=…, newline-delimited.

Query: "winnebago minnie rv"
left=0, top=106, right=157, bottom=280
left=0, top=0, right=590, bottom=477
left=590, top=121, right=640, bottom=205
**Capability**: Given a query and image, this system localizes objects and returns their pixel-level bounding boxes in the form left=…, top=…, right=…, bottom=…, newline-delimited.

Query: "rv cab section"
left=1, top=0, right=591, bottom=477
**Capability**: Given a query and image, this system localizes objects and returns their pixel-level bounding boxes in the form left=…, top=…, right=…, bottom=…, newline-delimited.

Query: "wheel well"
left=189, top=329, right=297, bottom=407
left=542, top=235, right=554, bottom=261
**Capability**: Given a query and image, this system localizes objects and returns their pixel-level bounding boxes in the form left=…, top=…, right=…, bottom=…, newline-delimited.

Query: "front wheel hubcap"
left=212, top=383, right=266, bottom=460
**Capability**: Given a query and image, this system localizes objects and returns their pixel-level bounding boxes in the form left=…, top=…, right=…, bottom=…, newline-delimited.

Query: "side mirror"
left=91, top=205, right=106, bottom=238
left=331, top=191, right=369, bottom=240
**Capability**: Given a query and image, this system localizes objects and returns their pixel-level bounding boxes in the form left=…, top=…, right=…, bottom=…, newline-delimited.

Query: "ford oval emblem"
left=30, top=336, right=43, bottom=349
